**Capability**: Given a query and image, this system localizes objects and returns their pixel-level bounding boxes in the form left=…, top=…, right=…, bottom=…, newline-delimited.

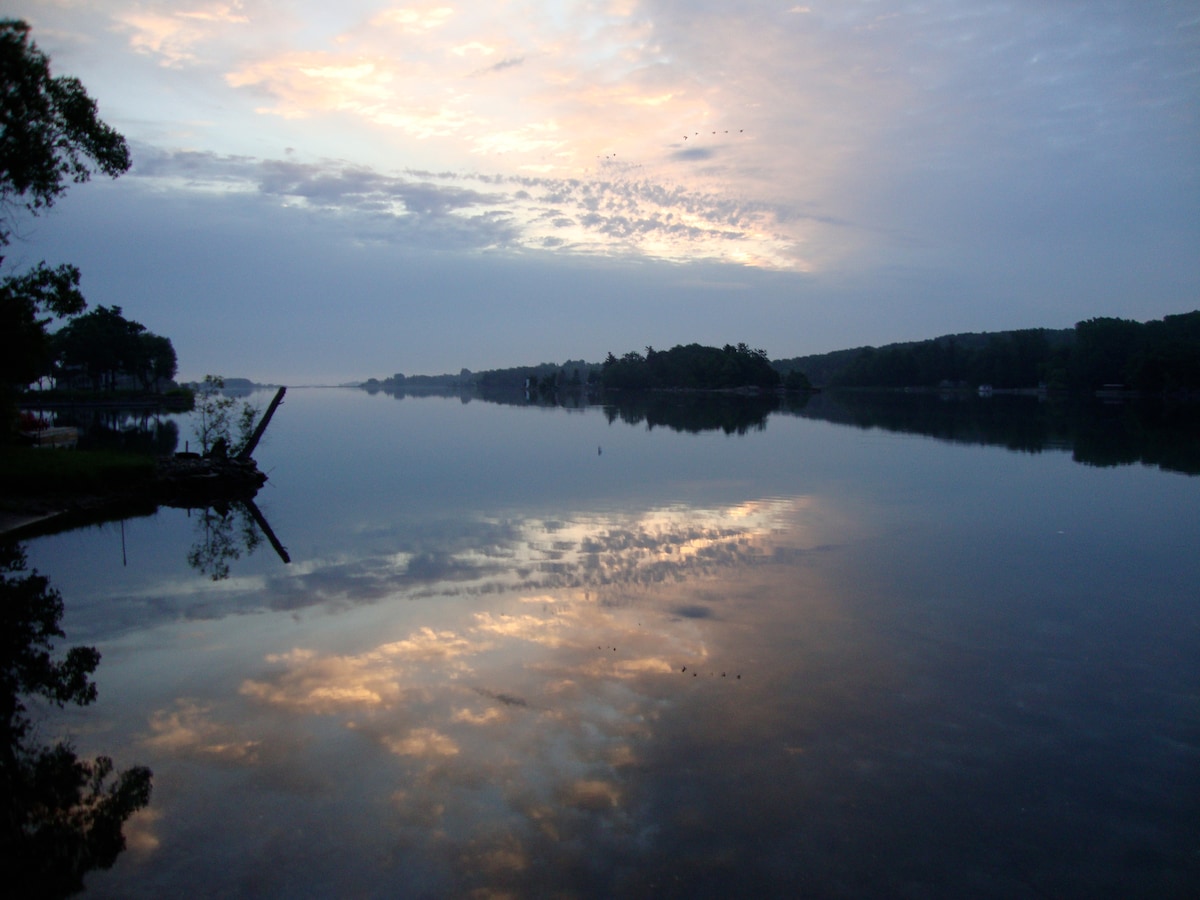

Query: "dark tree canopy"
left=43, top=305, right=178, bottom=392
left=601, top=342, right=781, bottom=391
left=783, top=311, right=1200, bottom=393
left=139, top=332, right=179, bottom=390
left=0, top=261, right=83, bottom=390
left=1, top=19, right=132, bottom=433
left=0, top=18, right=130, bottom=242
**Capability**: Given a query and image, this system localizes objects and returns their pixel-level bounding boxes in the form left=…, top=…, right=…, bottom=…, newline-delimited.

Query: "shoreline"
left=1, top=455, right=268, bottom=540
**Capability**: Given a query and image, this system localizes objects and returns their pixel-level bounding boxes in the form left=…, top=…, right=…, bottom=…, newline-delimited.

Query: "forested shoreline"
left=599, top=343, right=784, bottom=391
left=363, top=309, right=1200, bottom=397
left=776, top=311, right=1200, bottom=392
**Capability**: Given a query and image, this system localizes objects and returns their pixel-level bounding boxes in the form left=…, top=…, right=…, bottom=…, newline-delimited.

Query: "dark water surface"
left=23, top=389, right=1200, bottom=898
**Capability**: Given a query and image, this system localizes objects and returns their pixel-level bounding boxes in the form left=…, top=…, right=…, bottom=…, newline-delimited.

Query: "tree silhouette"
left=0, top=541, right=151, bottom=897
left=186, top=500, right=263, bottom=581
left=0, top=20, right=129, bottom=231
left=600, top=342, right=781, bottom=391
left=0, top=18, right=131, bottom=433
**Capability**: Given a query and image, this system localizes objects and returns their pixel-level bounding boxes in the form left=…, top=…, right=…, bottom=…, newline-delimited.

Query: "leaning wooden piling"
left=238, top=386, right=286, bottom=460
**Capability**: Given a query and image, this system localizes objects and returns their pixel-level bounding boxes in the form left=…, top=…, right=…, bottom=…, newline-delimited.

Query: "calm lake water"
left=20, top=388, right=1200, bottom=898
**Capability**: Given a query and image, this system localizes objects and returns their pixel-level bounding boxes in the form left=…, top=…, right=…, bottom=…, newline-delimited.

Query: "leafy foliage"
left=192, top=375, right=259, bottom=456
left=0, top=19, right=130, bottom=237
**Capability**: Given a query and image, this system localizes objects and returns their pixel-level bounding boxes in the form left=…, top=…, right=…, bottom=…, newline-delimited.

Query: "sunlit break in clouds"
left=18, top=1, right=1200, bottom=381
left=130, top=0, right=811, bottom=269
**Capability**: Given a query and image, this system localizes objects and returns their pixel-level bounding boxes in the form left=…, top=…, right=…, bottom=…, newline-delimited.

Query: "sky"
left=9, top=0, right=1200, bottom=384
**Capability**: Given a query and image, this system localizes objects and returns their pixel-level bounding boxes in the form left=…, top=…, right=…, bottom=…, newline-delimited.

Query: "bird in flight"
left=678, top=128, right=745, bottom=144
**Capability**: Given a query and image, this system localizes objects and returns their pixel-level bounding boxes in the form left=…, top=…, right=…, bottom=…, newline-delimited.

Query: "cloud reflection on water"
left=287, top=496, right=815, bottom=608
left=95, top=496, right=821, bottom=633
left=144, top=699, right=262, bottom=764
left=37, top=390, right=1198, bottom=898
left=130, top=494, right=835, bottom=895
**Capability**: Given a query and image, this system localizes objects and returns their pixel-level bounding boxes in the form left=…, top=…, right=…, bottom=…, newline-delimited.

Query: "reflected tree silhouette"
left=0, top=542, right=151, bottom=898
left=185, top=500, right=263, bottom=581
left=789, top=391, right=1200, bottom=475
left=184, top=498, right=289, bottom=581
left=604, top=392, right=779, bottom=435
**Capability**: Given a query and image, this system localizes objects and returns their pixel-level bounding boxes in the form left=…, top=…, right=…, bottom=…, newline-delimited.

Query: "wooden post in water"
left=237, top=386, right=286, bottom=461
left=240, top=498, right=290, bottom=564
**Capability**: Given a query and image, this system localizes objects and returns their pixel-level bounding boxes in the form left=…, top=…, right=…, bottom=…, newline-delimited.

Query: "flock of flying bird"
left=593, top=127, right=746, bottom=162
left=596, top=646, right=742, bottom=680
left=683, top=129, right=744, bottom=139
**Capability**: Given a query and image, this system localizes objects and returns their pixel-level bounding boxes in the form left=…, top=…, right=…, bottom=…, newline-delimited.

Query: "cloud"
left=115, top=1, right=249, bottom=67
left=75, top=483, right=870, bottom=895
left=116, top=1, right=828, bottom=265
left=125, top=145, right=809, bottom=266
left=561, top=779, right=621, bottom=811
left=240, top=629, right=485, bottom=713
left=81, top=499, right=807, bottom=631
left=452, top=707, right=506, bottom=725
left=22, top=0, right=1200, bottom=383
left=382, top=727, right=460, bottom=758
left=144, top=699, right=261, bottom=763
left=229, top=499, right=803, bottom=720
left=91, top=1, right=1200, bottom=281
left=121, top=808, right=163, bottom=856
left=474, top=612, right=571, bottom=647
left=370, top=6, right=455, bottom=35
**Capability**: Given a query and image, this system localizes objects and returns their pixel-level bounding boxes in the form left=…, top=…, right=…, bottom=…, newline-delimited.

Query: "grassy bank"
left=0, top=447, right=157, bottom=497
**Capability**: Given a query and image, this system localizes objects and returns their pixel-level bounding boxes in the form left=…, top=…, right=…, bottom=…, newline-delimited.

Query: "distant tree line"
left=363, top=311, right=1199, bottom=403
left=827, top=328, right=1072, bottom=390
left=774, top=311, right=1200, bottom=392
left=366, top=361, right=602, bottom=402
left=601, top=343, right=781, bottom=391
left=368, top=371, right=466, bottom=391
left=1072, top=313, right=1200, bottom=392
left=475, top=359, right=597, bottom=395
